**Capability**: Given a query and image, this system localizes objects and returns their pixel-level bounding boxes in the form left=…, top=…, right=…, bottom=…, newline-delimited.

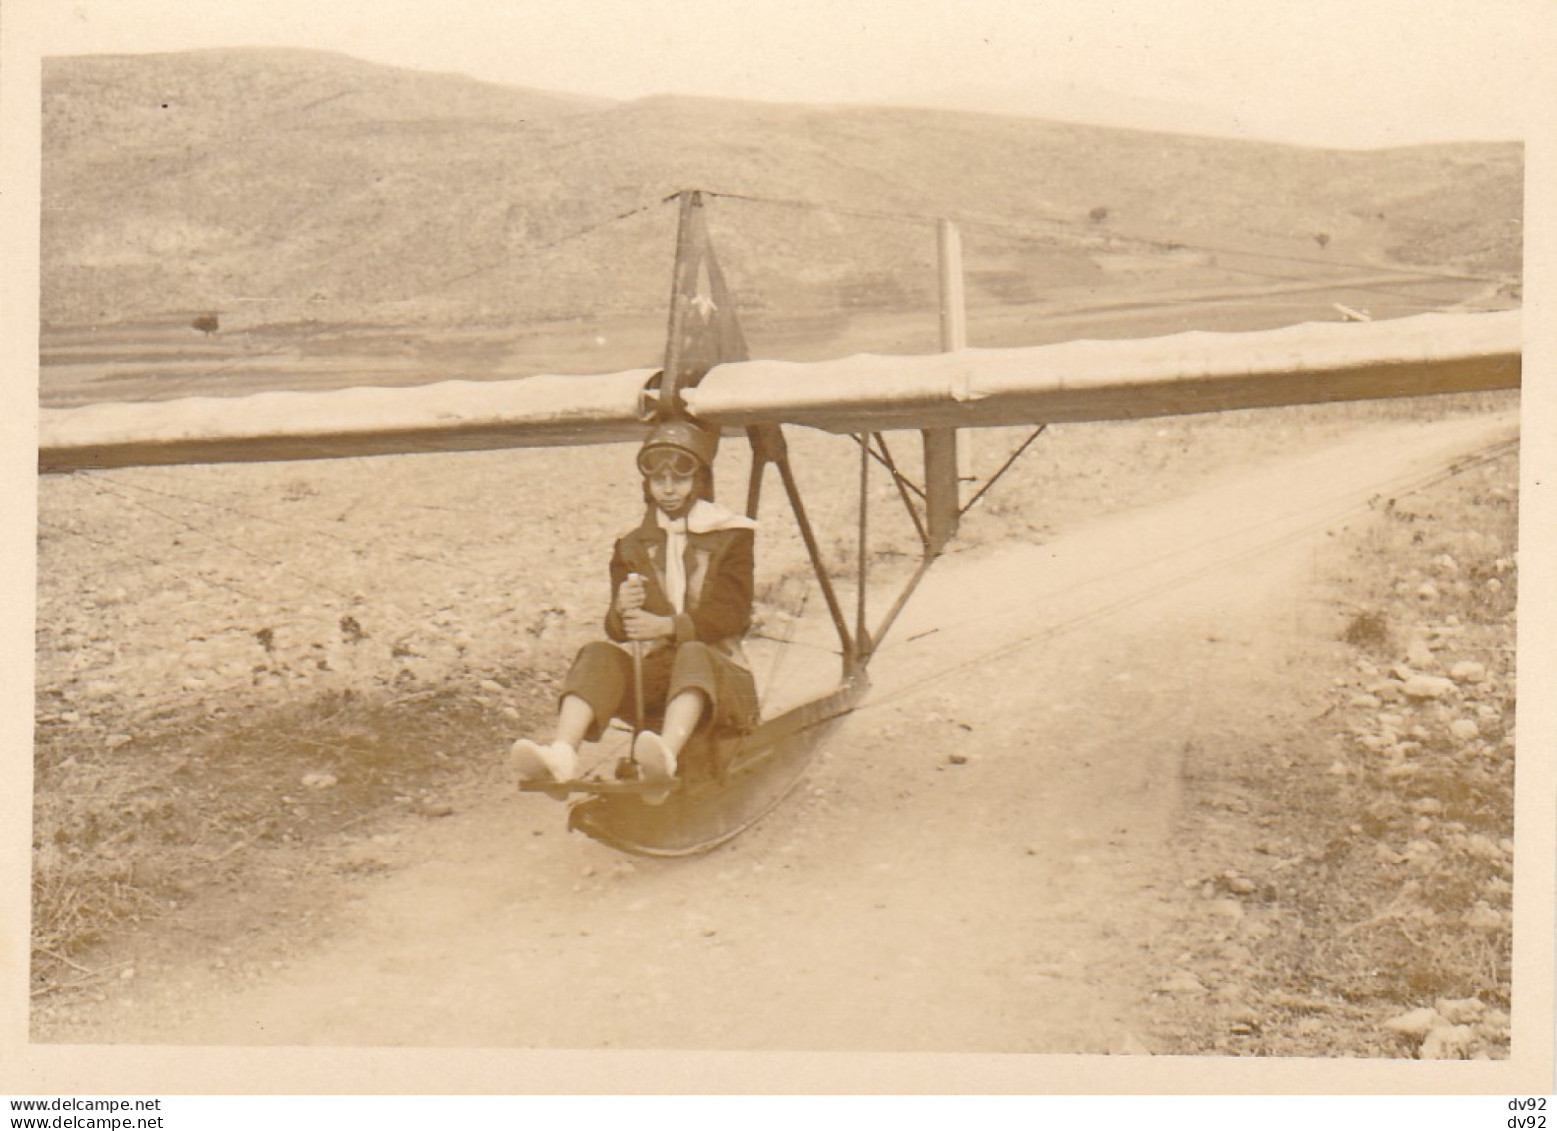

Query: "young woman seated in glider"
left=510, top=418, right=759, bottom=793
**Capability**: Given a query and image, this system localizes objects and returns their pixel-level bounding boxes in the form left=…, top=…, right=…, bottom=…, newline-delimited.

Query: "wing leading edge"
left=38, top=311, right=1519, bottom=474
left=682, top=310, right=1520, bottom=434
left=39, top=368, right=660, bottom=473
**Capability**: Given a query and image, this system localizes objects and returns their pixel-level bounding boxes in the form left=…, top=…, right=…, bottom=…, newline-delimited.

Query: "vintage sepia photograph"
left=6, top=0, right=1554, bottom=1097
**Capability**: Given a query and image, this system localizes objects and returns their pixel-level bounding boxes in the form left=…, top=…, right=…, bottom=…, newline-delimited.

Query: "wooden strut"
left=856, top=431, right=871, bottom=662
left=771, top=431, right=859, bottom=677
left=563, top=196, right=1055, bottom=853
left=559, top=191, right=871, bottom=855
left=922, top=428, right=960, bottom=555
left=865, top=433, right=928, bottom=545
left=869, top=425, right=1052, bottom=656
left=743, top=422, right=856, bottom=675
left=920, top=216, right=969, bottom=552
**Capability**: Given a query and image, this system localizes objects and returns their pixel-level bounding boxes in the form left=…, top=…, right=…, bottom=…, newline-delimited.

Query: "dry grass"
left=31, top=685, right=538, bottom=995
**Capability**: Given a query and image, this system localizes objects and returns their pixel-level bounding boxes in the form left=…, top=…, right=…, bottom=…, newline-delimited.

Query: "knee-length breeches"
left=560, top=640, right=759, bottom=742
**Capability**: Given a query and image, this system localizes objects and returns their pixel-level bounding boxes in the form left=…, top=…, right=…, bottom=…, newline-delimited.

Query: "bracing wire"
left=754, top=571, right=828, bottom=705
left=856, top=436, right=1518, bottom=715
left=427, top=195, right=670, bottom=293
left=62, top=193, right=676, bottom=407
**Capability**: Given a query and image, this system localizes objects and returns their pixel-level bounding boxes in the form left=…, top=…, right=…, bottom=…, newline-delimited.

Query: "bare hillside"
left=42, top=49, right=1522, bottom=332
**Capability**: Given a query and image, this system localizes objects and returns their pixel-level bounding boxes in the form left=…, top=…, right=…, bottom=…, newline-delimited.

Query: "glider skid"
left=560, top=673, right=868, bottom=857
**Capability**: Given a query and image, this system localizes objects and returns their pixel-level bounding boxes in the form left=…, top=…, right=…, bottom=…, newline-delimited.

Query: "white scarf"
left=655, top=500, right=757, bottom=613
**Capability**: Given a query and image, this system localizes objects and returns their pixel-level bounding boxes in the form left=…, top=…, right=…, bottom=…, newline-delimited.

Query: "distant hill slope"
left=42, top=48, right=1522, bottom=330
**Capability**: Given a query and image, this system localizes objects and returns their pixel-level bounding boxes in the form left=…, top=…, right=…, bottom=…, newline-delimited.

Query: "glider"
left=38, top=191, right=1522, bottom=855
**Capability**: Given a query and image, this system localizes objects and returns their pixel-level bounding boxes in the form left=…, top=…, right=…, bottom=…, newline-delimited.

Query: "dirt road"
left=38, top=411, right=1517, bottom=1052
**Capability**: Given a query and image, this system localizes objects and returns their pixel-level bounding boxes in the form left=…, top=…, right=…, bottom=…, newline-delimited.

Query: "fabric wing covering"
left=38, top=311, right=1518, bottom=473
left=38, top=368, right=661, bottom=472
left=683, top=310, right=1520, bottom=434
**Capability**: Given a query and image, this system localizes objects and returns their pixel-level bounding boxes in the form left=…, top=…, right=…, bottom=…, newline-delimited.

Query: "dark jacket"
left=603, top=509, right=755, bottom=663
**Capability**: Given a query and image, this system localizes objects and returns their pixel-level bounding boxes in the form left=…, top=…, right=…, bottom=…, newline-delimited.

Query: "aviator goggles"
left=637, top=448, right=702, bottom=478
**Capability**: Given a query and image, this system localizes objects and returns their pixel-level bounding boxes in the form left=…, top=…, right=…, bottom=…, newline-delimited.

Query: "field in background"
left=41, top=48, right=1520, bottom=407
left=39, top=265, right=1506, bottom=408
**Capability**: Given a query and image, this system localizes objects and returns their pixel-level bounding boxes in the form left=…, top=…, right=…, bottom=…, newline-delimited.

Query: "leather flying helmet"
left=637, top=419, right=718, bottom=477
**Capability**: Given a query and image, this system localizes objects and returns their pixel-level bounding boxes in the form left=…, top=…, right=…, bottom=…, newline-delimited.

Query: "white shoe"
left=632, top=731, right=678, bottom=806
left=510, top=739, right=578, bottom=784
